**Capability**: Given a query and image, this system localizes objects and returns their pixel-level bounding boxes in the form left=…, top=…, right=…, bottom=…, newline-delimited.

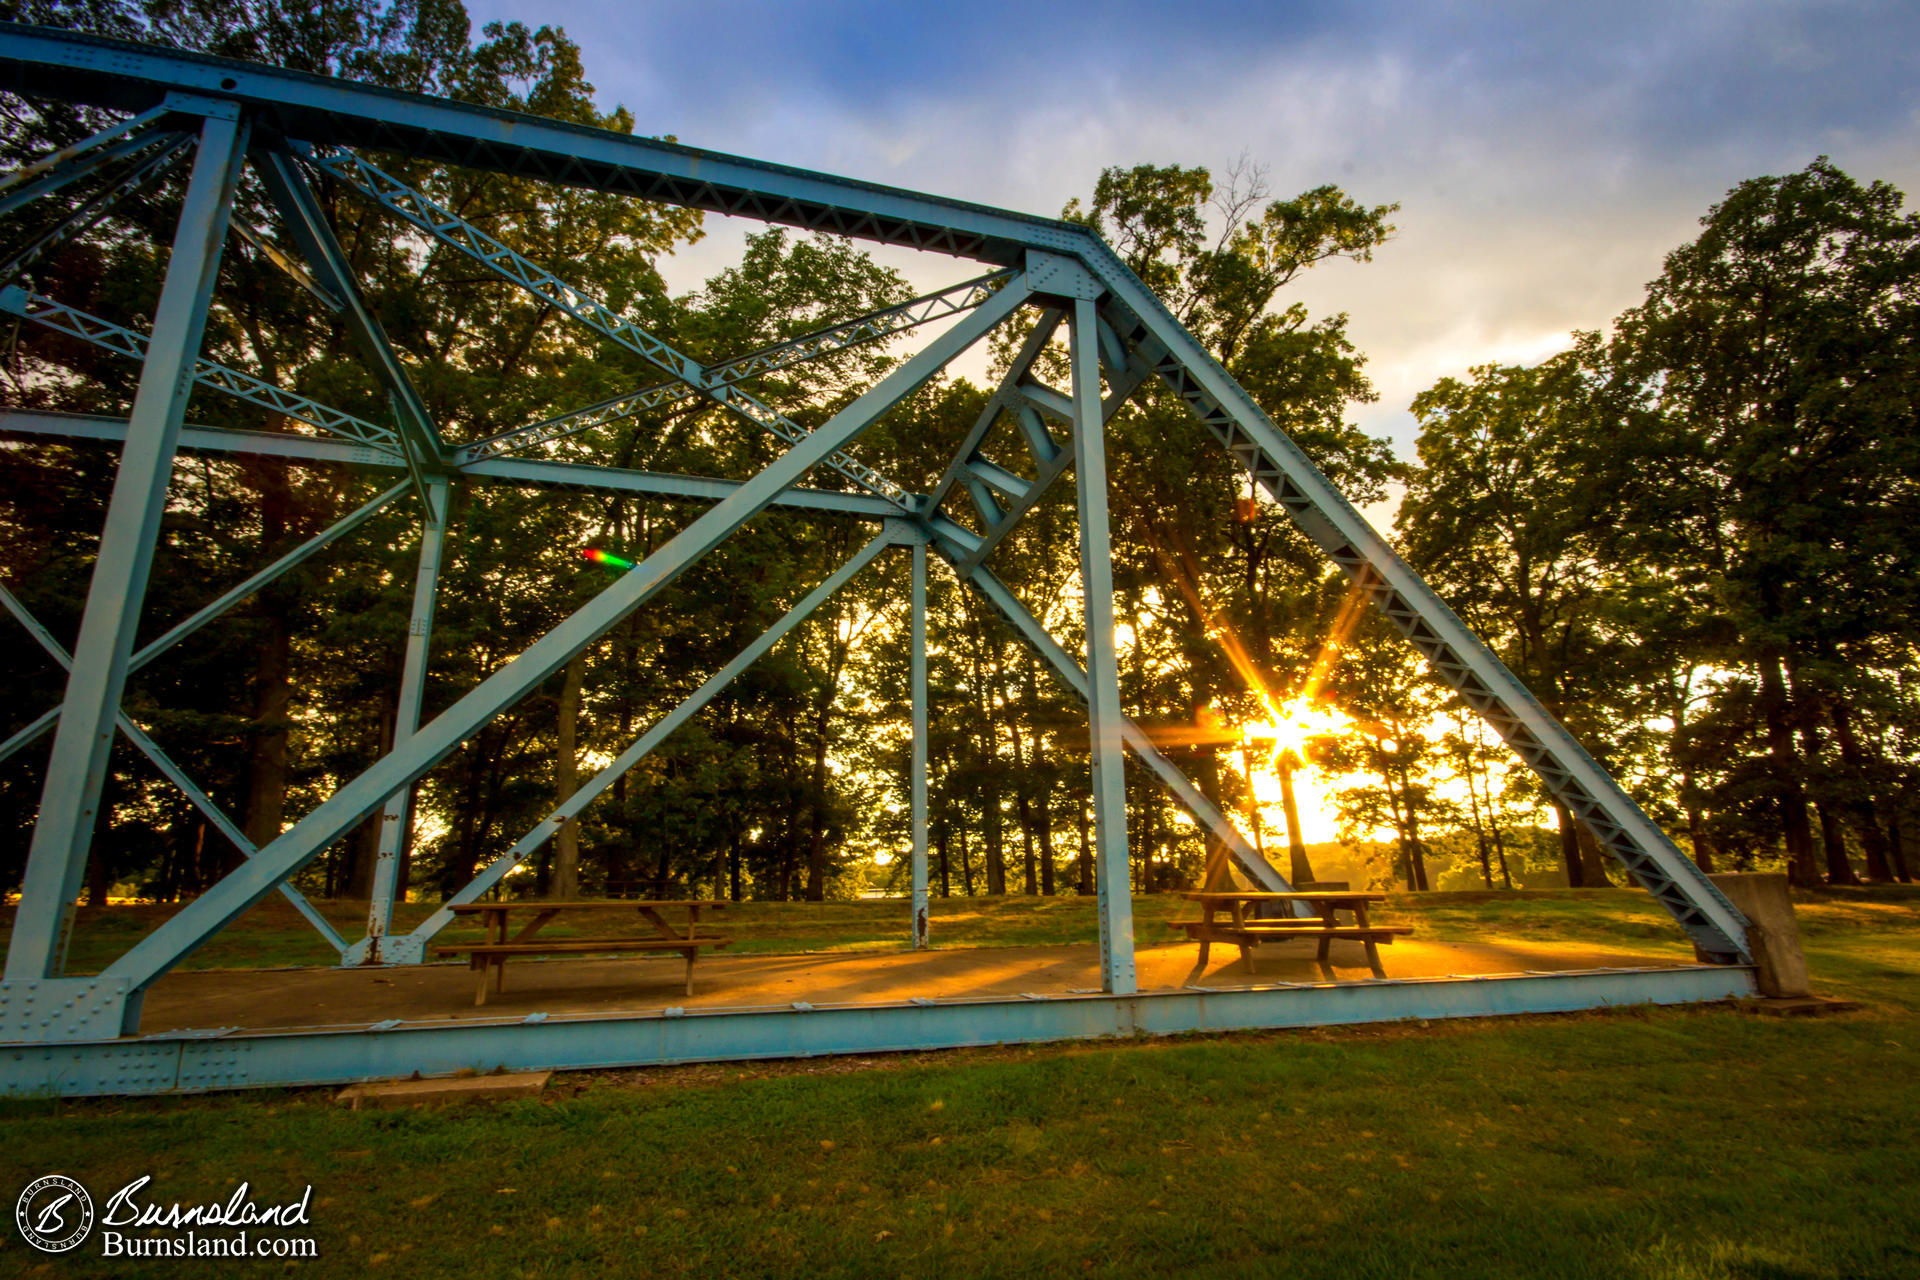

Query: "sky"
left=465, top=0, right=1920, bottom=468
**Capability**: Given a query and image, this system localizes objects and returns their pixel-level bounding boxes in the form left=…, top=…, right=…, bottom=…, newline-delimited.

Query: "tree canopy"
left=2, top=3, right=1915, bottom=919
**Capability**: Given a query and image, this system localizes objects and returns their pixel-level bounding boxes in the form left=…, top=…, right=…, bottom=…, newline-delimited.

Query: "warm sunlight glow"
left=1230, top=695, right=1358, bottom=845
left=1238, top=696, right=1350, bottom=761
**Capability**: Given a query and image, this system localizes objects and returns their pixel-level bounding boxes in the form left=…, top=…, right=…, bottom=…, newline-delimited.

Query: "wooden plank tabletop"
left=1178, top=890, right=1383, bottom=902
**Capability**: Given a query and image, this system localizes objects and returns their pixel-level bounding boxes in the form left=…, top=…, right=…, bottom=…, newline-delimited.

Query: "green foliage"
left=1397, top=157, right=1920, bottom=887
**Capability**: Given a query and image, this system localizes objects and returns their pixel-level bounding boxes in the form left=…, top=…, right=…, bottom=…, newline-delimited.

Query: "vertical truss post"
left=910, top=540, right=930, bottom=949
left=4, top=107, right=248, bottom=982
left=1070, top=297, right=1135, bottom=995
left=359, top=475, right=449, bottom=963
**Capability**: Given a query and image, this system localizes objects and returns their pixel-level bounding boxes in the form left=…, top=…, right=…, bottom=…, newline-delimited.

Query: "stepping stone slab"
left=336, top=1070, right=551, bottom=1109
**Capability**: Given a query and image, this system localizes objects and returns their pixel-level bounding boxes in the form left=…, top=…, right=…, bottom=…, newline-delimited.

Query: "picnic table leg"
left=682, top=947, right=696, bottom=997
left=1315, top=899, right=1337, bottom=963
left=473, top=956, right=489, bottom=1007
left=1240, top=942, right=1256, bottom=975
left=1364, top=940, right=1385, bottom=978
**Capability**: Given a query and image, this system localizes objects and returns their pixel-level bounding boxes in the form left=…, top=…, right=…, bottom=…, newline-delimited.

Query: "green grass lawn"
left=3, top=887, right=1917, bottom=1279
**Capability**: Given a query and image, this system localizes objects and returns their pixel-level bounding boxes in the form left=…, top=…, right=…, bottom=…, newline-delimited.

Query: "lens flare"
left=581, top=547, right=634, bottom=571
left=1240, top=696, right=1349, bottom=761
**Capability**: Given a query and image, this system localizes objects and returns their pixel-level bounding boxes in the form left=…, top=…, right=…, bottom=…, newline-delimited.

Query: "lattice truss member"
left=0, top=23, right=1750, bottom=1045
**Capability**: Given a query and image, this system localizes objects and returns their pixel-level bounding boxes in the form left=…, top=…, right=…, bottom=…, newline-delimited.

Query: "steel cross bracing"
left=0, top=128, right=192, bottom=284
left=0, top=105, right=179, bottom=217
left=0, top=582, right=346, bottom=954
left=0, top=286, right=402, bottom=449
left=0, top=478, right=409, bottom=769
left=303, top=146, right=915, bottom=507
left=458, top=269, right=1014, bottom=464
left=0, top=23, right=1751, bottom=1057
left=92, top=273, right=1037, bottom=1015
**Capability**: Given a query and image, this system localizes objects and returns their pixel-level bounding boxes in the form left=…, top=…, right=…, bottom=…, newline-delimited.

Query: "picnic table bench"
left=432, top=900, right=731, bottom=1006
left=1175, top=890, right=1410, bottom=978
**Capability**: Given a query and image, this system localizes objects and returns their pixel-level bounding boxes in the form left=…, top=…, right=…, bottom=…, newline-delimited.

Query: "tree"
left=1597, top=158, right=1920, bottom=884
left=1397, top=356, right=1630, bottom=886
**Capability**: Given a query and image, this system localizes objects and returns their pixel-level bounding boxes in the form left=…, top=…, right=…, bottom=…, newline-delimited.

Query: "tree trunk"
left=1194, top=749, right=1230, bottom=890
left=804, top=717, right=832, bottom=900
left=1829, top=700, right=1894, bottom=881
left=1010, top=722, right=1037, bottom=895
left=1758, top=651, right=1819, bottom=884
left=983, top=781, right=1006, bottom=896
left=550, top=652, right=586, bottom=899
left=1815, top=802, right=1860, bottom=886
left=1475, top=748, right=1514, bottom=888
left=937, top=819, right=951, bottom=897
left=1276, top=756, right=1315, bottom=885
left=1024, top=661, right=1054, bottom=896
left=241, top=602, right=292, bottom=859
left=1461, top=753, right=1494, bottom=890
left=1574, top=822, right=1615, bottom=887
left=1887, top=804, right=1913, bottom=883
left=1077, top=797, right=1093, bottom=895
left=240, top=458, right=294, bottom=861
left=345, top=703, right=392, bottom=898
left=1037, top=779, right=1056, bottom=896
left=441, top=741, right=487, bottom=895
left=1553, top=799, right=1585, bottom=888
left=1386, top=761, right=1430, bottom=891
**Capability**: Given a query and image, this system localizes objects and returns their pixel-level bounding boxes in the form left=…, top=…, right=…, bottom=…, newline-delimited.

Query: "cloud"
left=472, top=0, right=1920, bottom=465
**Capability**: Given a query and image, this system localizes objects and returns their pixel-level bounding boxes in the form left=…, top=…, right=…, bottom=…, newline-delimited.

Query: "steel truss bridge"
left=0, top=24, right=1754, bottom=1095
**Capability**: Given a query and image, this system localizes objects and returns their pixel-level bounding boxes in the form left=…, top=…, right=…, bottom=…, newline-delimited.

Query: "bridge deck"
left=136, top=935, right=1696, bottom=1035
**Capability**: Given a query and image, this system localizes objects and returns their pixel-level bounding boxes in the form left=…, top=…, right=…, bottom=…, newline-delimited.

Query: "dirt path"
left=135, top=935, right=1688, bottom=1034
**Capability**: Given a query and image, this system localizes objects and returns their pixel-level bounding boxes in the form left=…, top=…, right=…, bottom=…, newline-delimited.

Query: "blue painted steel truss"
left=0, top=22, right=1751, bottom=1090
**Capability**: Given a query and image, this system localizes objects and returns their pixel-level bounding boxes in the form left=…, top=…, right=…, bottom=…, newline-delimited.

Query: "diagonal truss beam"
left=0, top=131, right=192, bottom=284
left=0, top=479, right=409, bottom=768
left=7, top=107, right=250, bottom=984
left=254, top=145, right=446, bottom=516
left=460, top=269, right=1013, bottom=464
left=386, top=524, right=906, bottom=962
left=98, top=273, right=1030, bottom=1003
left=306, top=146, right=913, bottom=506
left=0, top=287, right=400, bottom=449
left=1084, top=278, right=1752, bottom=960
left=228, top=212, right=342, bottom=311
left=0, top=102, right=173, bottom=214
left=0, top=581, right=345, bottom=954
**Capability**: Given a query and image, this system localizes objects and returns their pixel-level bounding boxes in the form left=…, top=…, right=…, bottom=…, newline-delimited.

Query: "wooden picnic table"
left=1175, top=890, right=1409, bottom=978
left=434, top=899, right=731, bottom=1006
